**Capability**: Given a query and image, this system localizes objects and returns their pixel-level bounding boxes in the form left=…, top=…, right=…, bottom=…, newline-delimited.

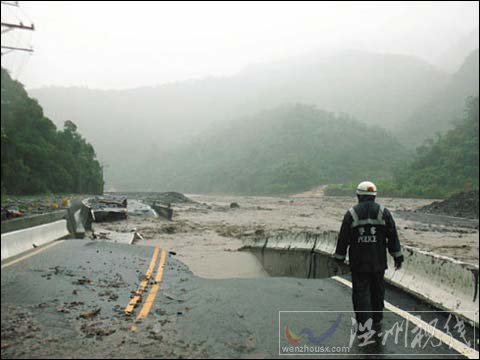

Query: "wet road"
left=1, top=239, right=476, bottom=358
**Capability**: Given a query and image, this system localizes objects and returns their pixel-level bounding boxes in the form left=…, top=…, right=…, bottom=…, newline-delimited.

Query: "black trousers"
left=351, top=271, right=385, bottom=329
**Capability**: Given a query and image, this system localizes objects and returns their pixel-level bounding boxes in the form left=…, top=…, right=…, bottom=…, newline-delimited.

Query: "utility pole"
left=1, top=1, right=34, bottom=56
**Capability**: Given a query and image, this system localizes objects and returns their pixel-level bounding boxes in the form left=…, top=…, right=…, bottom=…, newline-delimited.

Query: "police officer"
left=334, top=181, right=404, bottom=332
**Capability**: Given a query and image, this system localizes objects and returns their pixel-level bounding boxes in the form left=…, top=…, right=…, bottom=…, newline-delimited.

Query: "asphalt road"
left=1, top=239, right=476, bottom=358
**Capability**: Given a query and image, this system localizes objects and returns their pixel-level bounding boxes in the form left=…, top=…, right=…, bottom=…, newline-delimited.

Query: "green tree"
left=1, top=68, right=104, bottom=195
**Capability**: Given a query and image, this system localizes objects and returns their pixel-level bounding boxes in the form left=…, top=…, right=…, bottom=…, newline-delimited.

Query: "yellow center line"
left=136, top=249, right=167, bottom=321
left=1, top=240, right=65, bottom=269
left=124, top=246, right=160, bottom=315
left=332, top=276, right=479, bottom=359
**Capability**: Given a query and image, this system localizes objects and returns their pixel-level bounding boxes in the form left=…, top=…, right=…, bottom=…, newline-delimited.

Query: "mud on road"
left=2, top=241, right=473, bottom=359
left=2, top=192, right=479, bottom=358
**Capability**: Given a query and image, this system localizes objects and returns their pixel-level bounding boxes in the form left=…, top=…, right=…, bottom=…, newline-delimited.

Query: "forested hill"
left=30, top=50, right=447, bottom=186
left=399, top=49, right=479, bottom=146
left=143, top=105, right=407, bottom=195
left=396, top=96, right=479, bottom=197
left=1, top=68, right=103, bottom=195
left=326, top=97, right=479, bottom=198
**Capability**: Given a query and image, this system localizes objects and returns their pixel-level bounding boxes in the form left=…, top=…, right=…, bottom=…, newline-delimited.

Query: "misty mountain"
left=136, top=104, right=407, bottom=195
left=435, top=28, right=479, bottom=72
left=30, top=50, right=447, bottom=186
left=398, top=49, right=479, bottom=146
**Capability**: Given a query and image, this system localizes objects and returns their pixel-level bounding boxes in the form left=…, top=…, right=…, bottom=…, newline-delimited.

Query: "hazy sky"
left=2, top=1, right=478, bottom=89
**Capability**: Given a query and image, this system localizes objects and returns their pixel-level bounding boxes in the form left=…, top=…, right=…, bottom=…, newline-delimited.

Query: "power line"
left=1, top=21, right=34, bottom=31
left=1, top=44, right=33, bottom=54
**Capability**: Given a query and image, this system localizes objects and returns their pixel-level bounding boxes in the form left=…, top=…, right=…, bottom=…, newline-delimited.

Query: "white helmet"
left=356, top=181, right=377, bottom=196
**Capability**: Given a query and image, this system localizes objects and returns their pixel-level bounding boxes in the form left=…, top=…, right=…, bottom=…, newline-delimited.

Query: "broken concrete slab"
left=84, top=197, right=128, bottom=223
left=127, top=200, right=158, bottom=218
left=152, top=204, right=173, bottom=221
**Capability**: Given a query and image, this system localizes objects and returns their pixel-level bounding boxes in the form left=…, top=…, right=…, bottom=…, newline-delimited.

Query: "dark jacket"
left=334, top=198, right=402, bottom=272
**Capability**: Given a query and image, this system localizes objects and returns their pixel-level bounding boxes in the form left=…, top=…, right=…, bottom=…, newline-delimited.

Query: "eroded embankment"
left=242, top=231, right=479, bottom=326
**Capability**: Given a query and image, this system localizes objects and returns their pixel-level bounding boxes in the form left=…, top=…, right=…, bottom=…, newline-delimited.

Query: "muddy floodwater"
left=2, top=191, right=479, bottom=359
left=100, top=191, right=479, bottom=279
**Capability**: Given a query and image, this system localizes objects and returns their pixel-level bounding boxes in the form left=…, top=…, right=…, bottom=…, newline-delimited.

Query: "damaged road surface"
left=1, top=239, right=477, bottom=358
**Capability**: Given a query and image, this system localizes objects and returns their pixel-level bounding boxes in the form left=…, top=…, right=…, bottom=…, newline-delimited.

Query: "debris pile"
left=417, top=190, right=479, bottom=219
left=1, top=208, right=23, bottom=220
left=1, top=195, right=74, bottom=220
left=147, top=192, right=194, bottom=205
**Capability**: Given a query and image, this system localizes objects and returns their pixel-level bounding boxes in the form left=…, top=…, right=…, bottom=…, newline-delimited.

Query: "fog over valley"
left=2, top=1, right=479, bottom=195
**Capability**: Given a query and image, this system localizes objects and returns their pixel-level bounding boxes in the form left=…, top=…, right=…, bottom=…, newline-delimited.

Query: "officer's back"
left=334, top=181, right=403, bottom=332
left=347, top=199, right=389, bottom=272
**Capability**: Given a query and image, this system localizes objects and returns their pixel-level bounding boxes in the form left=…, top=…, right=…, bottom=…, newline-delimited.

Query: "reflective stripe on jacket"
left=334, top=200, right=402, bottom=272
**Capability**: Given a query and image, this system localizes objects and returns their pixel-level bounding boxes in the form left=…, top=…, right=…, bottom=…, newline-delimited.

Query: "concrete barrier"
left=1, top=210, right=67, bottom=234
left=1, top=220, right=69, bottom=260
left=0, top=196, right=130, bottom=261
left=1, top=199, right=92, bottom=261
left=66, top=199, right=94, bottom=237
left=244, top=231, right=350, bottom=279
left=242, top=231, right=479, bottom=326
left=385, top=246, right=479, bottom=326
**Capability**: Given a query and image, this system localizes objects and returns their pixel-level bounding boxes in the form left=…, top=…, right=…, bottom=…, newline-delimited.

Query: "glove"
left=394, top=255, right=404, bottom=270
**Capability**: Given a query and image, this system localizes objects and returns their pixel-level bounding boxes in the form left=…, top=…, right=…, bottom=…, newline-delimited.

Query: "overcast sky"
left=2, top=1, right=478, bottom=89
